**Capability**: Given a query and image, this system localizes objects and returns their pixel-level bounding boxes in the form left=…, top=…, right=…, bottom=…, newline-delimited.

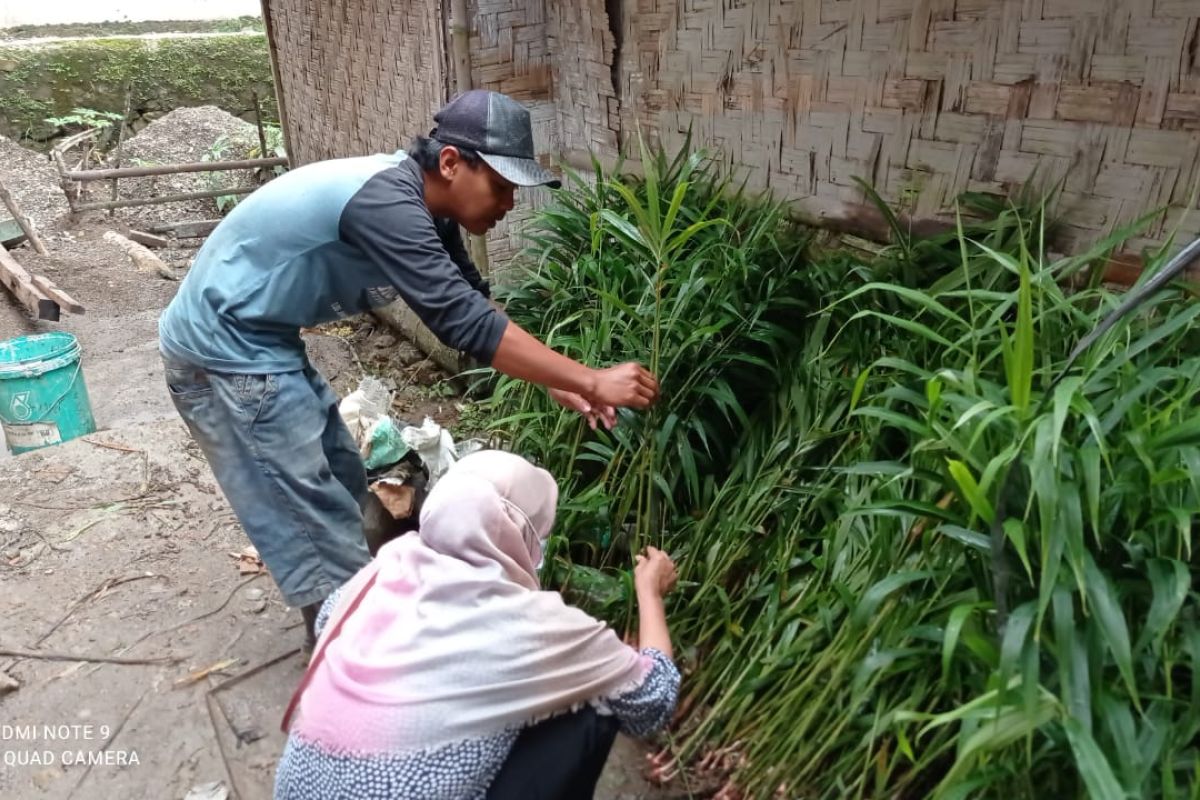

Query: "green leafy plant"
left=202, top=123, right=287, bottom=214
left=483, top=137, right=1200, bottom=798
left=43, top=106, right=123, bottom=134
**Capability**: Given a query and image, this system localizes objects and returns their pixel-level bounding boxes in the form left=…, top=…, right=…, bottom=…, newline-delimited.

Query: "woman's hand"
left=634, top=546, right=677, bottom=597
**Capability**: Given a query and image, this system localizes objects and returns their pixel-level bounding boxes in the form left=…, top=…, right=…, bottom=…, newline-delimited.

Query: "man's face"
left=440, top=147, right=517, bottom=236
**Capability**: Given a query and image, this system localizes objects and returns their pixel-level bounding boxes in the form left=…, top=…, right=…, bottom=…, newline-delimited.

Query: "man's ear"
left=438, top=146, right=462, bottom=180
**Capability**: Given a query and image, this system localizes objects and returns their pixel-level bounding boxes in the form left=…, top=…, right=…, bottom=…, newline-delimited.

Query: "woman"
left=275, top=450, right=680, bottom=800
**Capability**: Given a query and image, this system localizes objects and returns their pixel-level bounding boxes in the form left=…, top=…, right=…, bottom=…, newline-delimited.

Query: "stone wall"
left=0, top=34, right=277, bottom=143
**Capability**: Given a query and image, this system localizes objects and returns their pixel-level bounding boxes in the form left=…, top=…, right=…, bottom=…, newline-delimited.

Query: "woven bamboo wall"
left=549, top=1, right=621, bottom=156
left=616, top=0, right=1200, bottom=253
left=262, top=0, right=447, bottom=165
left=465, top=0, right=557, bottom=272
left=263, top=0, right=1200, bottom=258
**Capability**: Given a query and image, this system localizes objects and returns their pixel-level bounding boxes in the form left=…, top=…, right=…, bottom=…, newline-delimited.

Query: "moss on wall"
left=0, top=33, right=276, bottom=140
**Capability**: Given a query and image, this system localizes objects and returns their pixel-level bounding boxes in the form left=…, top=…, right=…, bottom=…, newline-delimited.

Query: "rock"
left=396, top=341, right=424, bottom=366
left=31, top=768, right=59, bottom=791
left=244, top=588, right=265, bottom=601
left=184, top=782, right=229, bottom=800
left=4, top=549, right=19, bottom=560
left=0, top=670, right=19, bottom=695
left=372, top=333, right=398, bottom=349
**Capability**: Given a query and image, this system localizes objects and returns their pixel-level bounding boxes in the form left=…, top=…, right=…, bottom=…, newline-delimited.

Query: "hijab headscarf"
left=290, top=450, right=646, bottom=753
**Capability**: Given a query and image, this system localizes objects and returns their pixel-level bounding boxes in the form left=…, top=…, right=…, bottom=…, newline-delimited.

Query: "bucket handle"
left=23, top=360, right=83, bottom=425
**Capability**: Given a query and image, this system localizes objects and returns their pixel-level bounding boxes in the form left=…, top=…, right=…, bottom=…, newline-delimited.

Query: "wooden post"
left=0, top=179, right=48, bottom=256
left=109, top=85, right=133, bottom=216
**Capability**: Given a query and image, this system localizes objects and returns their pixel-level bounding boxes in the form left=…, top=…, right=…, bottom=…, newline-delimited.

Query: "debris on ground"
left=229, top=546, right=266, bottom=575
left=0, top=669, right=19, bottom=695
left=184, top=782, right=230, bottom=800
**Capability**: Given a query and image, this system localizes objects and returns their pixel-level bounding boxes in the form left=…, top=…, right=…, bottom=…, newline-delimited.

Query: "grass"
left=483, top=138, right=1200, bottom=798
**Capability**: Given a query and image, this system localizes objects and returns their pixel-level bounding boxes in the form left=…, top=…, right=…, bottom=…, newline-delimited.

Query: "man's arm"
left=490, top=324, right=657, bottom=408
left=338, top=171, right=659, bottom=409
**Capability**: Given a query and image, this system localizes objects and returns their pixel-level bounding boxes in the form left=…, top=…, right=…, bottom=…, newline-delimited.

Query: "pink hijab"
left=288, top=450, right=646, bottom=753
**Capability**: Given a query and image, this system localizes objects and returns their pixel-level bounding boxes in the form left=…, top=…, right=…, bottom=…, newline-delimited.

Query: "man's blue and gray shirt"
left=159, top=151, right=507, bottom=373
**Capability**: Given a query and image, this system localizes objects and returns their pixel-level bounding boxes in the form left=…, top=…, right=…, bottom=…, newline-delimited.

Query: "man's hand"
left=548, top=388, right=617, bottom=430
left=588, top=363, right=659, bottom=409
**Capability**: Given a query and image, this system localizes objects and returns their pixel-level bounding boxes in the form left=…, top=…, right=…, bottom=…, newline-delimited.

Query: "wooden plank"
left=126, top=230, right=170, bottom=249
left=30, top=275, right=85, bottom=315
left=145, top=219, right=222, bottom=238
left=0, top=247, right=58, bottom=321
left=103, top=231, right=179, bottom=281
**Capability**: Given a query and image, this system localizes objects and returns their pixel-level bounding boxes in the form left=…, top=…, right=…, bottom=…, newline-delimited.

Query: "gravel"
left=100, top=106, right=265, bottom=228
left=0, top=134, right=69, bottom=233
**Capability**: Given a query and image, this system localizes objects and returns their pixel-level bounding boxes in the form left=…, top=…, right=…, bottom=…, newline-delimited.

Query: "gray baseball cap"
left=432, top=90, right=561, bottom=189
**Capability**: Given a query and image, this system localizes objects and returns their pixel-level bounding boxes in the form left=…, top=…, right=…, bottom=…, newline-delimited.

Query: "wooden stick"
left=145, top=218, right=221, bottom=238
left=0, top=178, right=48, bottom=255
left=0, top=246, right=58, bottom=320
left=50, top=150, right=78, bottom=212
left=51, top=127, right=100, bottom=157
left=252, top=90, right=269, bottom=162
left=31, top=274, right=85, bottom=314
left=75, top=185, right=254, bottom=213
left=103, top=231, right=178, bottom=280
left=36, top=574, right=161, bottom=646
left=0, top=648, right=179, bottom=665
left=66, top=688, right=149, bottom=800
left=65, top=157, right=288, bottom=183
left=108, top=84, right=134, bottom=216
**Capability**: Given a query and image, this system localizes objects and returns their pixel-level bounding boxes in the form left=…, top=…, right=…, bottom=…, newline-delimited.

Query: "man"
left=158, top=90, right=658, bottom=647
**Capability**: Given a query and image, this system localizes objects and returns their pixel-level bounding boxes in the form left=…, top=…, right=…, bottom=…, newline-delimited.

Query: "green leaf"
left=947, top=459, right=995, bottom=525
left=846, top=310, right=954, bottom=347
left=1084, top=553, right=1140, bottom=707
left=1134, top=558, right=1189, bottom=655
left=1062, top=718, right=1128, bottom=800
left=1051, top=377, right=1083, bottom=463
left=943, top=603, right=983, bottom=678
left=599, top=208, right=649, bottom=253
left=852, top=571, right=933, bottom=628
left=1002, top=518, right=1034, bottom=582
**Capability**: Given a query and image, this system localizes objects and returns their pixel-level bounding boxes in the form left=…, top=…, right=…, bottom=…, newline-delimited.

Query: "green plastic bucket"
left=0, top=332, right=95, bottom=455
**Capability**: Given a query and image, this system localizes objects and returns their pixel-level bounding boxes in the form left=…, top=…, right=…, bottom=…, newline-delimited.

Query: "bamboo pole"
left=74, top=186, right=256, bottom=213
left=65, top=157, right=288, bottom=183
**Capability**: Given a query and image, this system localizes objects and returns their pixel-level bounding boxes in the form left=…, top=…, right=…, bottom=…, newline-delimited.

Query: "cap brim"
left=479, top=153, right=562, bottom=189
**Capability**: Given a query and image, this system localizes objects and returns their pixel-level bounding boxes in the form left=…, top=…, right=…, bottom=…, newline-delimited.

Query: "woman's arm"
left=634, top=547, right=676, bottom=658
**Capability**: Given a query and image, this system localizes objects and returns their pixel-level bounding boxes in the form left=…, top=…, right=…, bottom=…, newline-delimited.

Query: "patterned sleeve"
left=313, top=585, right=347, bottom=639
left=604, top=648, right=681, bottom=738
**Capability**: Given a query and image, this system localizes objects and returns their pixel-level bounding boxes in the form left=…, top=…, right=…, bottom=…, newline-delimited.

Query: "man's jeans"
left=161, top=351, right=371, bottom=608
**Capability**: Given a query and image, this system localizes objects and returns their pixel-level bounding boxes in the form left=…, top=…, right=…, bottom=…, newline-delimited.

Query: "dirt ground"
left=0, top=112, right=671, bottom=800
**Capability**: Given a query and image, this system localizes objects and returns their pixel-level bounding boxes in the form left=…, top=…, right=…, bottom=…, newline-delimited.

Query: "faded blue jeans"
left=161, top=351, right=371, bottom=608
